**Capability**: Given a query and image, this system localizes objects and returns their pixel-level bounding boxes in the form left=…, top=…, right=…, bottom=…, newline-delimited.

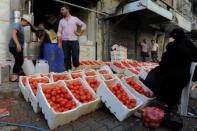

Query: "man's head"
left=21, top=15, right=31, bottom=26
left=38, top=22, right=45, bottom=30
left=143, top=39, right=146, bottom=43
left=60, top=5, right=70, bottom=17
left=169, top=28, right=185, bottom=42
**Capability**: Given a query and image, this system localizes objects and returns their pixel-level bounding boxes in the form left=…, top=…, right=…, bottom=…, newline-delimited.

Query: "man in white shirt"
left=151, top=40, right=159, bottom=62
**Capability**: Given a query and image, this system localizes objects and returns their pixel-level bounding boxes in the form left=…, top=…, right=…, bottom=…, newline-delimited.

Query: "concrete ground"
left=0, top=82, right=197, bottom=131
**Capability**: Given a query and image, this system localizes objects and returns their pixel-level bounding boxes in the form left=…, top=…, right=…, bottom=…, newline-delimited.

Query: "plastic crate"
left=121, top=76, right=155, bottom=104
left=64, top=78, right=100, bottom=116
left=18, top=75, right=41, bottom=102
left=50, top=72, right=71, bottom=82
left=124, top=68, right=138, bottom=77
left=97, top=79, right=143, bottom=121
left=101, top=74, right=118, bottom=81
left=26, top=76, right=50, bottom=113
left=138, top=69, right=148, bottom=80
left=37, top=81, right=81, bottom=129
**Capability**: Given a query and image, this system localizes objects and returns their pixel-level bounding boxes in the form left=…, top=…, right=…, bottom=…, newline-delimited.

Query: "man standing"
left=140, top=39, right=149, bottom=62
left=31, top=22, right=51, bottom=59
left=57, top=5, right=86, bottom=70
left=151, top=40, right=159, bottom=62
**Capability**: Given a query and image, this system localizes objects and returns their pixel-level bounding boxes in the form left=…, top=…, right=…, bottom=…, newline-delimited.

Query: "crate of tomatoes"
left=18, top=74, right=41, bottom=102
left=37, top=81, right=81, bottom=129
left=122, top=76, right=155, bottom=105
left=70, top=71, right=83, bottom=79
left=84, top=69, right=98, bottom=77
left=101, top=74, right=118, bottom=81
left=97, top=79, right=143, bottom=121
left=50, top=72, right=71, bottom=82
left=26, top=77, right=50, bottom=113
left=97, top=69, right=112, bottom=75
left=111, top=61, right=125, bottom=74
left=64, top=78, right=100, bottom=116
left=83, top=76, right=102, bottom=93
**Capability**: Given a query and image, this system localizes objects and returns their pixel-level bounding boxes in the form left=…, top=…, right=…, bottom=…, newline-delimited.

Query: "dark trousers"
left=62, top=41, right=80, bottom=70
left=9, top=47, right=24, bottom=74
left=151, top=51, right=158, bottom=61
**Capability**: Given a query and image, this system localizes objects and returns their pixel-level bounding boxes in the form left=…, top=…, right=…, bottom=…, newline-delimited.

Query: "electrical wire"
left=0, top=122, right=46, bottom=131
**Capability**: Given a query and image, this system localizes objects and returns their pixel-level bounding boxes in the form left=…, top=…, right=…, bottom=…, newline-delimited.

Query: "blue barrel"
left=44, top=43, right=65, bottom=72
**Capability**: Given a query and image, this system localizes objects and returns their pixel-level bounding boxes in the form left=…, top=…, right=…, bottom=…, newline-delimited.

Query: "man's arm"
left=75, top=18, right=86, bottom=36
left=57, top=20, right=63, bottom=48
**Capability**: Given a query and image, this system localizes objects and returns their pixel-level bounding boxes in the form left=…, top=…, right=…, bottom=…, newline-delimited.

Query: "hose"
left=0, top=122, right=46, bottom=131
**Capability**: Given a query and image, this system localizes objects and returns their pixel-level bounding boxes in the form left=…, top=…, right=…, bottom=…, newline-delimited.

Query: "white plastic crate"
left=97, top=79, right=143, bottom=121
left=19, top=76, right=29, bottom=102
left=37, top=81, right=81, bottom=129
left=18, top=74, right=41, bottom=102
left=40, top=73, right=51, bottom=78
left=84, top=70, right=98, bottom=77
left=69, top=71, right=84, bottom=80
left=26, top=76, right=50, bottom=113
left=124, top=68, right=138, bottom=77
left=50, top=72, right=71, bottom=82
left=121, top=76, right=155, bottom=104
left=101, top=74, right=118, bottom=81
left=138, top=69, right=148, bottom=80
left=99, top=65, right=113, bottom=74
left=64, top=78, right=100, bottom=116
left=97, top=69, right=113, bottom=75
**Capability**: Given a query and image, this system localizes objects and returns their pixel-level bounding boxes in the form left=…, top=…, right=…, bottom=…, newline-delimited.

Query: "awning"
left=162, top=12, right=192, bottom=32
left=115, top=0, right=172, bottom=20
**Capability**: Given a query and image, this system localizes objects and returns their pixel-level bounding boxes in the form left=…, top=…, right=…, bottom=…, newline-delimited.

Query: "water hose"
left=0, top=122, right=46, bottom=131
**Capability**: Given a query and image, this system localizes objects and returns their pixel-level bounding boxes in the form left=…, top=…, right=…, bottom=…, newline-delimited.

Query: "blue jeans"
left=62, top=40, right=80, bottom=70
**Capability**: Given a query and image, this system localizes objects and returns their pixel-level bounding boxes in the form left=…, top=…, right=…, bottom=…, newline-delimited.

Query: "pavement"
left=0, top=82, right=197, bottom=131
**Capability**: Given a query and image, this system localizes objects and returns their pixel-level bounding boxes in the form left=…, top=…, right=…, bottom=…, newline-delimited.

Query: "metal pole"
left=53, top=0, right=109, bottom=16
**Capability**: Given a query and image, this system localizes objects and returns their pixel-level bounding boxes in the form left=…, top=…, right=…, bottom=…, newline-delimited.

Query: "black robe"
left=143, top=38, right=197, bottom=108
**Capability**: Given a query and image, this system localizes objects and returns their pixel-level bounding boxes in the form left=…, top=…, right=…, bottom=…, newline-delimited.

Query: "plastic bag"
left=141, top=107, right=165, bottom=128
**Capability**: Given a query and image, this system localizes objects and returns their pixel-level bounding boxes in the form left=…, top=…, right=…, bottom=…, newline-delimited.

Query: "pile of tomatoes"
left=98, top=70, right=109, bottom=75
left=53, top=75, right=69, bottom=82
left=71, top=73, right=82, bottom=79
left=107, top=83, right=136, bottom=109
left=121, top=61, right=131, bottom=68
left=29, top=78, right=49, bottom=95
left=128, top=68, right=139, bottom=75
left=86, top=78, right=100, bottom=92
left=42, top=85, right=77, bottom=112
left=125, top=78, right=154, bottom=98
left=66, top=81, right=95, bottom=103
left=85, top=71, right=97, bottom=77
left=113, top=62, right=125, bottom=69
left=103, top=74, right=114, bottom=80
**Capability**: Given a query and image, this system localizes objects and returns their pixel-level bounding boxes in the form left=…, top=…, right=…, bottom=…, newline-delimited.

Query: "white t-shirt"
left=151, top=43, right=159, bottom=51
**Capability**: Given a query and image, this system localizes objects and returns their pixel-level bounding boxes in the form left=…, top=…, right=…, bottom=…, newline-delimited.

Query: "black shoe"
left=162, top=112, right=183, bottom=131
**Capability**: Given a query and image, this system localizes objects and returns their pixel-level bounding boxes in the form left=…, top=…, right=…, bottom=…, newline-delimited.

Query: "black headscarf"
left=169, top=28, right=185, bottom=41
